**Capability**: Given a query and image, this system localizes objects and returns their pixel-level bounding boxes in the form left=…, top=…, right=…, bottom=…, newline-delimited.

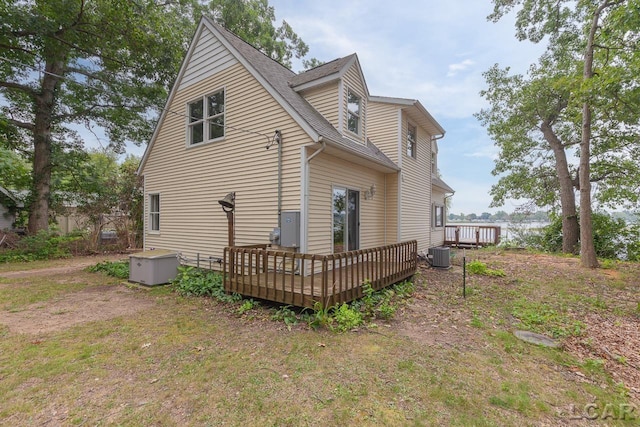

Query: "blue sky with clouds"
left=268, top=0, right=546, bottom=215
left=111, top=1, right=545, bottom=214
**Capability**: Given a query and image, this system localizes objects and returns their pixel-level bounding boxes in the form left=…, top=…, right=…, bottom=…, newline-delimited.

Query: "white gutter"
left=300, top=138, right=326, bottom=253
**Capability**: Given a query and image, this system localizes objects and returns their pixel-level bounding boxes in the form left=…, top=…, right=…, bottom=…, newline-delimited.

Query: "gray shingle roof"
left=207, top=19, right=398, bottom=171
left=289, top=55, right=356, bottom=88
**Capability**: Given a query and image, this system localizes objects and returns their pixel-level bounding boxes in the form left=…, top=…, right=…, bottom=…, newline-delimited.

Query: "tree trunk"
left=27, top=56, right=64, bottom=235
left=541, top=121, right=579, bottom=253
left=578, top=2, right=610, bottom=269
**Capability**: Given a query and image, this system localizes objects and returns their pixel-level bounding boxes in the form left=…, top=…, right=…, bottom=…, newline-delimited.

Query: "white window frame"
left=434, top=204, right=444, bottom=228
left=332, top=185, right=360, bottom=253
left=149, top=193, right=160, bottom=233
left=407, top=123, right=417, bottom=159
left=187, top=88, right=225, bottom=146
left=346, top=88, right=361, bottom=136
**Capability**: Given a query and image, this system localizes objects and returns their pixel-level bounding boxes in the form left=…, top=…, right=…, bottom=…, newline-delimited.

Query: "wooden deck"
left=444, top=225, right=501, bottom=248
left=224, top=241, right=417, bottom=308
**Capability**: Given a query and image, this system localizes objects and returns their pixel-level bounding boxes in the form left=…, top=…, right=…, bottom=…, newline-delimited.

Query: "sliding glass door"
left=333, top=187, right=359, bottom=253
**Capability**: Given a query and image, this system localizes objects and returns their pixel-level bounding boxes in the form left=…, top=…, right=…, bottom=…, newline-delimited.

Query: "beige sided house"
left=138, top=17, right=454, bottom=267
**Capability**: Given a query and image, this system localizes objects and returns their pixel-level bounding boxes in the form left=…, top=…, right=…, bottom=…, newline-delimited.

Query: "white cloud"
left=447, top=59, right=476, bottom=77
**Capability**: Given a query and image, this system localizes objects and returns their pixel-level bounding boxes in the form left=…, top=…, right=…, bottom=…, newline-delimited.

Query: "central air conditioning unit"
left=428, top=246, right=451, bottom=269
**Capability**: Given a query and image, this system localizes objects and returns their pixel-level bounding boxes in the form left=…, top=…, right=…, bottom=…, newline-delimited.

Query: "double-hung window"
left=149, top=194, right=160, bottom=232
left=407, top=124, right=417, bottom=158
left=347, top=89, right=361, bottom=135
left=188, top=89, right=225, bottom=145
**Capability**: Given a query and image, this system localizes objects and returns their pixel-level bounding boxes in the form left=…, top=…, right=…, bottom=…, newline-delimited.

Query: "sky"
left=107, top=0, right=546, bottom=215
left=266, top=0, right=546, bottom=215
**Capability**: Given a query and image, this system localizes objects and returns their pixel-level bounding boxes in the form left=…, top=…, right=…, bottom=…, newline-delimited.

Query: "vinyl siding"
left=307, top=152, right=388, bottom=255
left=431, top=188, right=447, bottom=247
left=300, top=83, right=340, bottom=130
left=143, top=61, right=311, bottom=263
left=385, top=172, right=399, bottom=242
left=367, top=102, right=401, bottom=164
left=179, top=28, right=238, bottom=91
left=342, top=64, right=367, bottom=144
left=399, top=114, right=432, bottom=251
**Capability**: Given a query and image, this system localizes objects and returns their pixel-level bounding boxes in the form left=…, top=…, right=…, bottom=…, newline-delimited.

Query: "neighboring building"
left=0, top=186, right=23, bottom=230
left=138, top=17, right=454, bottom=264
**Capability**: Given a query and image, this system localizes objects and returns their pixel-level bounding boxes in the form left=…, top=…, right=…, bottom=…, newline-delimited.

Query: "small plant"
left=87, top=260, right=129, bottom=279
left=303, top=302, right=333, bottom=330
left=271, top=305, right=298, bottom=330
left=236, top=299, right=258, bottom=315
left=172, top=266, right=241, bottom=302
left=467, top=260, right=506, bottom=277
left=599, top=259, right=617, bottom=269
left=331, top=303, right=363, bottom=332
left=377, top=301, right=397, bottom=320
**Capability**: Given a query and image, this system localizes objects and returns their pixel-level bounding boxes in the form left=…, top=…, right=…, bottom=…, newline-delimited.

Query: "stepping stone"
left=514, top=330, right=560, bottom=348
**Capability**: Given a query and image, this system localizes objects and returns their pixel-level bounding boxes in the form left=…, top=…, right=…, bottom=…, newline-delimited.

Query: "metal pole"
left=463, top=248, right=466, bottom=298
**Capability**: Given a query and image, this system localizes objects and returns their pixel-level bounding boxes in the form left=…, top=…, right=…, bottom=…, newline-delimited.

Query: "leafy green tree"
left=205, top=0, right=310, bottom=68
left=484, top=0, right=640, bottom=267
left=1, top=0, right=195, bottom=234
left=1, top=0, right=314, bottom=235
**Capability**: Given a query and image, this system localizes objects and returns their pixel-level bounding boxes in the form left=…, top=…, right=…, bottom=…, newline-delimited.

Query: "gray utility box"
left=129, top=249, right=179, bottom=286
left=281, top=211, right=300, bottom=248
left=428, top=246, right=451, bottom=269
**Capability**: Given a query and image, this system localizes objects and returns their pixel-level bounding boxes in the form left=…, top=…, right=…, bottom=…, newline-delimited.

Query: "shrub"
left=172, top=266, right=240, bottom=302
left=467, top=260, right=506, bottom=277
left=331, top=303, right=363, bottom=332
left=87, top=260, right=129, bottom=279
left=525, top=212, right=640, bottom=260
left=0, top=229, right=82, bottom=262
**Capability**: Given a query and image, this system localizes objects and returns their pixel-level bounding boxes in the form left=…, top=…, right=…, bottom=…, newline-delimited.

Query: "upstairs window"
left=149, top=194, right=160, bottom=232
left=188, top=89, right=225, bottom=145
left=407, top=124, right=417, bottom=158
left=347, top=89, right=361, bottom=135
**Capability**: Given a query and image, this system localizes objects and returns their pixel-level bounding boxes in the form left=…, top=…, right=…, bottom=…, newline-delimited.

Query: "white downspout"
left=300, top=138, right=326, bottom=253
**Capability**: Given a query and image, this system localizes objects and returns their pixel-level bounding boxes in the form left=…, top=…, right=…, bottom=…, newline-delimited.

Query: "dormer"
left=290, top=54, right=369, bottom=145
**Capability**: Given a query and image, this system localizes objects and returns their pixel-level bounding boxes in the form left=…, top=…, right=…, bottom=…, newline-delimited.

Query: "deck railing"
left=444, top=225, right=501, bottom=247
left=223, top=240, right=417, bottom=308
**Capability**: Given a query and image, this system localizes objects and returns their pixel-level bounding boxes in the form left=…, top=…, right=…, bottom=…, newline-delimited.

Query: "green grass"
left=0, top=253, right=638, bottom=425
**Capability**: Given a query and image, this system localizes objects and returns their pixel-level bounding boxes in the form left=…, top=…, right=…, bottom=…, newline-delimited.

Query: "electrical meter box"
left=129, top=249, right=179, bottom=286
left=280, top=211, right=300, bottom=248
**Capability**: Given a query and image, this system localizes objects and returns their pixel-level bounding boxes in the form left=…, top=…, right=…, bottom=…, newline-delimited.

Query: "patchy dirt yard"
left=0, top=251, right=638, bottom=425
left=0, top=254, right=153, bottom=335
left=1, top=285, right=156, bottom=335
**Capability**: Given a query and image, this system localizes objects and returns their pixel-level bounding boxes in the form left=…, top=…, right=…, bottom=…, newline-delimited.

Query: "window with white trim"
left=347, top=89, right=361, bottom=135
left=188, top=89, right=225, bottom=145
left=407, top=123, right=417, bottom=158
left=434, top=204, right=444, bottom=228
left=149, top=194, right=160, bottom=232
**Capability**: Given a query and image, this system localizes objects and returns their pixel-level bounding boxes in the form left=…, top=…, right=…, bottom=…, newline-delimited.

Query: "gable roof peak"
left=289, top=53, right=360, bottom=91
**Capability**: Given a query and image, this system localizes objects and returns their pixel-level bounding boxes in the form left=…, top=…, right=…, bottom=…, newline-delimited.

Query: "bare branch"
left=0, top=80, right=38, bottom=97
left=6, top=118, right=35, bottom=132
